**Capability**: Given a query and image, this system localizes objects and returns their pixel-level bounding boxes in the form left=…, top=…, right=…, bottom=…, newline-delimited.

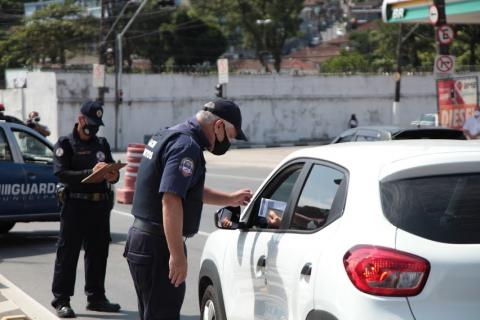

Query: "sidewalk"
left=0, top=274, right=57, bottom=320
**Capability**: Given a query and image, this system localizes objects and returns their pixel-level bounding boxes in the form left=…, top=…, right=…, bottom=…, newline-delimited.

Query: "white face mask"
left=474, top=110, right=480, bottom=117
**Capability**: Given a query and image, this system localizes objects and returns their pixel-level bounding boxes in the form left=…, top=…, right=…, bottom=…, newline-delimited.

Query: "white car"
left=410, top=113, right=439, bottom=128
left=198, top=140, right=480, bottom=320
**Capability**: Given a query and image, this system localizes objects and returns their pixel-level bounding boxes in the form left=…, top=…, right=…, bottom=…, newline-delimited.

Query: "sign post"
left=217, top=58, right=229, bottom=98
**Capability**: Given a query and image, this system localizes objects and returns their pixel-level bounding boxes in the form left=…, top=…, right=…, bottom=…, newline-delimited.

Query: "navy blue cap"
left=80, top=100, right=104, bottom=126
left=203, top=98, right=247, bottom=141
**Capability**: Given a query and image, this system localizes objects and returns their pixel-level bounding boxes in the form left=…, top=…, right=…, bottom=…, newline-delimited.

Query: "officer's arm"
left=162, top=192, right=187, bottom=287
left=54, top=139, right=93, bottom=184
left=203, top=187, right=252, bottom=206
left=102, top=138, right=120, bottom=184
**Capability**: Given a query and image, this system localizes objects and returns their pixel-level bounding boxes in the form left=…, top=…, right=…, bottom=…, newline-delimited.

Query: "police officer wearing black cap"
left=124, top=98, right=252, bottom=320
left=51, top=100, right=121, bottom=318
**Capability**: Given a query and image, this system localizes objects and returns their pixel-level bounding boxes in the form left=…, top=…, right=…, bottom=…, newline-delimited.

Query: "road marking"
left=112, top=209, right=211, bottom=237
left=0, top=274, right=57, bottom=320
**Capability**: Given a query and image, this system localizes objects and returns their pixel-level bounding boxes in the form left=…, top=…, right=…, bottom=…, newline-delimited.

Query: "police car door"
left=10, top=128, right=58, bottom=214
left=224, top=162, right=306, bottom=320
left=0, top=126, right=25, bottom=216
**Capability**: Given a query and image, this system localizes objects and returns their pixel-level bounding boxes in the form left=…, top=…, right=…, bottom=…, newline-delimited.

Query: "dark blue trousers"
left=124, top=226, right=186, bottom=320
left=51, top=198, right=111, bottom=306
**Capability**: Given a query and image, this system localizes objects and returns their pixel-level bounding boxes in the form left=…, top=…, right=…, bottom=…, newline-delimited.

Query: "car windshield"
left=381, top=173, right=480, bottom=244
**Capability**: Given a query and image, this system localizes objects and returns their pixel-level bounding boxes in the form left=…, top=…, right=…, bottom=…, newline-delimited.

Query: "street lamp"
left=255, top=19, right=272, bottom=72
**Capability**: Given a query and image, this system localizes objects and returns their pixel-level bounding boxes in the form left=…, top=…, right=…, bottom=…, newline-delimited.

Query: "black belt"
left=69, top=192, right=109, bottom=202
left=133, top=218, right=165, bottom=237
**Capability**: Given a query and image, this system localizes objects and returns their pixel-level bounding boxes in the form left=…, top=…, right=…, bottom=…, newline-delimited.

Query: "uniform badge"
left=55, top=147, right=64, bottom=157
left=96, top=110, right=103, bottom=118
left=96, top=151, right=105, bottom=162
left=179, top=158, right=194, bottom=177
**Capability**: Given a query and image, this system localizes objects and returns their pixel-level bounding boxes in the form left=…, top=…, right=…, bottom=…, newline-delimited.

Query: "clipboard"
left=81, top=162, right=127, bottom=184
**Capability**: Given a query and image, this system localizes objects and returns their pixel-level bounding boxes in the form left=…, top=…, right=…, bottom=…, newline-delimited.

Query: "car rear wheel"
left=0, top=222, right=15, bottom=233
left=201, top=284, right=226, bottom=320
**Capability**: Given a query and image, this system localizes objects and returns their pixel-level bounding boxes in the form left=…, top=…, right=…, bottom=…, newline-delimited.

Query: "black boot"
left=86, top=298, right=121, bottom=312
left=53, top=302, right=76, bottom=318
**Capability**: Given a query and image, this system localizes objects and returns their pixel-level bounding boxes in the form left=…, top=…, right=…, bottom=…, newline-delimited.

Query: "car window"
left=250, top=164, right=303, bottom=229
left=289, top=164, right=345, bottom=231
left=0, top=128, right=13, bottom=162
left=336, top=135, right=354, bottom=143
left=355, top=130, right=381, bottom=141
left=12, top=129, right=53, bottom=164
left=381, top=173, right=480, bottom=244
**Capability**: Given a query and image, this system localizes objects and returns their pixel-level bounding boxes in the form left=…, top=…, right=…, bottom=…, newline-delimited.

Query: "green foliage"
left=321, top=50, right=369, bottom=73
left=191, top=0, right=304, bottom=72
left=0, top=2, right=98, bottom=69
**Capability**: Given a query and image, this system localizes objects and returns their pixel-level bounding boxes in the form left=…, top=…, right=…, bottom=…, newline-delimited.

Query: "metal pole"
left=114, top=34, right=119, bottom=150
left=114, top=0, right=149, bottom=150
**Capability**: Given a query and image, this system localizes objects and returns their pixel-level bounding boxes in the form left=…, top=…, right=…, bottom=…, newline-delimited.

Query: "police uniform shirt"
left=53, top=124, right=114, bottom=193
left=158, top=118, right=208, bottom=200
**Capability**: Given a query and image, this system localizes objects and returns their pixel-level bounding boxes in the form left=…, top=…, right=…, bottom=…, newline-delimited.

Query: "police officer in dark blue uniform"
left=124, top=98, right=252, bottom=320
left=51, top=100, right=121, bottom=318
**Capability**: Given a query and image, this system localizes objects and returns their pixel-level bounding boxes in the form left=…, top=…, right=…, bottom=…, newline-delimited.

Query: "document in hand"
left=258, top=198, right=287, bottom=219
left=81, top=162, right=126, bottom=184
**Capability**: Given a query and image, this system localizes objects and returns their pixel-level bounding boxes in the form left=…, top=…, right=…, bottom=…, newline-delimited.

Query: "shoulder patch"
left=96, top=151, right=106, bottom=162
left=55, top=147, right=64, bottom=157
left=179, top=157, right=194, bottom=177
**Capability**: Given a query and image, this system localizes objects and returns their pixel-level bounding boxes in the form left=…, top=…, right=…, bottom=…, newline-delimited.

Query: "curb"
left=0, top=274, right=57, bottom=320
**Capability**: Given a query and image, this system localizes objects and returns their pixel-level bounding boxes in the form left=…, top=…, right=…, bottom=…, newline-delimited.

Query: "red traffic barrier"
left=116, top=143, right=145, bottom=204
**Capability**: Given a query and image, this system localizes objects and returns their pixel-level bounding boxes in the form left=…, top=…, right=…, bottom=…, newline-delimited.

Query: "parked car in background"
left=411, top=113, right=439, bottom=128
left=330, top=125, right=465, bottom=143
left=199, top=141, right=480, bottom=320
left=0, top=120, right=59, bottom=233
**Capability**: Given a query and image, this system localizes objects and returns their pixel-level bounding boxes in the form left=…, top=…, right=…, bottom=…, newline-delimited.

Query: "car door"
left=0, top=126, right=26, bottom=216
left=265, top=162, right=347, bottom=320
left=11, top=128, right=58, bottom=214
left=223, top=161, right=307, bottom=320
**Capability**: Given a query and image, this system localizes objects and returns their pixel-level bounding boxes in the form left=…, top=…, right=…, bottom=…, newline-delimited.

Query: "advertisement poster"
left=436, top=76, right=478, bottom=129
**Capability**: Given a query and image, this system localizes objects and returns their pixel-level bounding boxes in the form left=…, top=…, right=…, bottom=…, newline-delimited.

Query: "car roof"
left=284, top=140, right=480, bottom=173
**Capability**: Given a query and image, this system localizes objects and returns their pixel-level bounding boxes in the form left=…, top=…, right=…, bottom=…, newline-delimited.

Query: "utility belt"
left=69, top=192, right=110, bottom=202
left=133, top=218, right=165, bottom=237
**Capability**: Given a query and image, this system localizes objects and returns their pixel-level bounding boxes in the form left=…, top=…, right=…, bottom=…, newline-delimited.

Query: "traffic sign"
left=217, top=58, right=229, bottom=84
left=429, top=5, right=439, bottom=24
left=92, top=64, right=105, bottom=88
left=434, top=55, right=455, bottom=76
left=436, top=25, right=454, bottom=45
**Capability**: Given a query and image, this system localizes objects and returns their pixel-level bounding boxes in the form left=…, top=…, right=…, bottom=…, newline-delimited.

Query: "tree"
left=191, top=0, right=304, bottom=72
left=0, top=2, right=98, bottom=68
left=321, top=50, right=369, bottom=73
left=453, top=25, right=480, bottom=70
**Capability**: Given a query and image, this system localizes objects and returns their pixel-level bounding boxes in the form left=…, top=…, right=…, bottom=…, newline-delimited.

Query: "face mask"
left=81, top=119, right=99, bottom=137
left=34, top=117, right=40, bottom=122
left=211, top=125, right=231, bottom=156
left=475, top=111, right=480, bottom=117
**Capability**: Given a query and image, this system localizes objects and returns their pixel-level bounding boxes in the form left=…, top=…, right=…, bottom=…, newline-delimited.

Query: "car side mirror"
left=214, top=206, right=241, bottom=230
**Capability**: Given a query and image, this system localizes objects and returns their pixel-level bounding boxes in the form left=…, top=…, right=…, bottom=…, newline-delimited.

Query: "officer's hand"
left=229, top=188, right=253, bottom=206
left=221, top=218, right=233, bottom=228
left=93, top=162, right=108, bottom=172
left=169, top=254, right=187, bottom=287
left=105, top=169, right=119, bottom=182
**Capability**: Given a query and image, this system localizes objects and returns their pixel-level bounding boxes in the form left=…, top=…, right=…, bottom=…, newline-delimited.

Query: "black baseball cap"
left=80, top=100, right=104, bottom=126
left=203, top=98, right=247, bottom=141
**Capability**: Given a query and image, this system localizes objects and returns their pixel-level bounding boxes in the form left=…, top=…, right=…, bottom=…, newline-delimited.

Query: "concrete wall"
left=3, top=71, right=479, bottom=149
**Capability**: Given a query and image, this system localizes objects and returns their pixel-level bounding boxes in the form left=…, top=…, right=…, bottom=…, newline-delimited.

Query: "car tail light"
left=343, top=245, right=430, bottom=296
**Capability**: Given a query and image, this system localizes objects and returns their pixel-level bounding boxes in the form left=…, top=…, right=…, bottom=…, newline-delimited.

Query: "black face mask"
left=211, top=126, right=231, bottom=156
left=81, top=122, right=99, bottom=137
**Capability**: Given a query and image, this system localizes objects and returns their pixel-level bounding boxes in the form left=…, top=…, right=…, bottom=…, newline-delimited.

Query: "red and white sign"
left=429, top=5, right=439, bottom=24
left=217, top=58, right=229, bottom=84
left=437, top=76, right=478, bottom=129
left=434, top=55, right=455, bottom=75
left=436, top=25, right=454, bottom=45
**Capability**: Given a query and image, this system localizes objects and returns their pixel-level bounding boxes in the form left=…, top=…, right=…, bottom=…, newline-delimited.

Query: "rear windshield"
left=393, top=129, right=466, bottom=140
left=381, top=173, right=480, bottom=244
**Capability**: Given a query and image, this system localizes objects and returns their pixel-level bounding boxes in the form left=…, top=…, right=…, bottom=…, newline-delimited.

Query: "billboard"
left=436, top=76, right=478, bottom=129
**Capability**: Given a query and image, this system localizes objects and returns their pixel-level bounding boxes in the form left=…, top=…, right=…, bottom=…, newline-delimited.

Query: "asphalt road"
left=0, top=146, right=305, bottom=319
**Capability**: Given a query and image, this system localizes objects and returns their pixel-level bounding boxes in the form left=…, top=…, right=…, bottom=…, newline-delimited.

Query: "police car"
left=199, top=140, right=480, bottom=320
left=0, top=120, right=59, bottom=233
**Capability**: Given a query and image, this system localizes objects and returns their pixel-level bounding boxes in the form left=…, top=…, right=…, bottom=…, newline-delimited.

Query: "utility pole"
left=392, top=23, right=419, bottom=125
left=434, top=0, right=449, bottom=56
left=97, top=0, right=107, bottom=102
